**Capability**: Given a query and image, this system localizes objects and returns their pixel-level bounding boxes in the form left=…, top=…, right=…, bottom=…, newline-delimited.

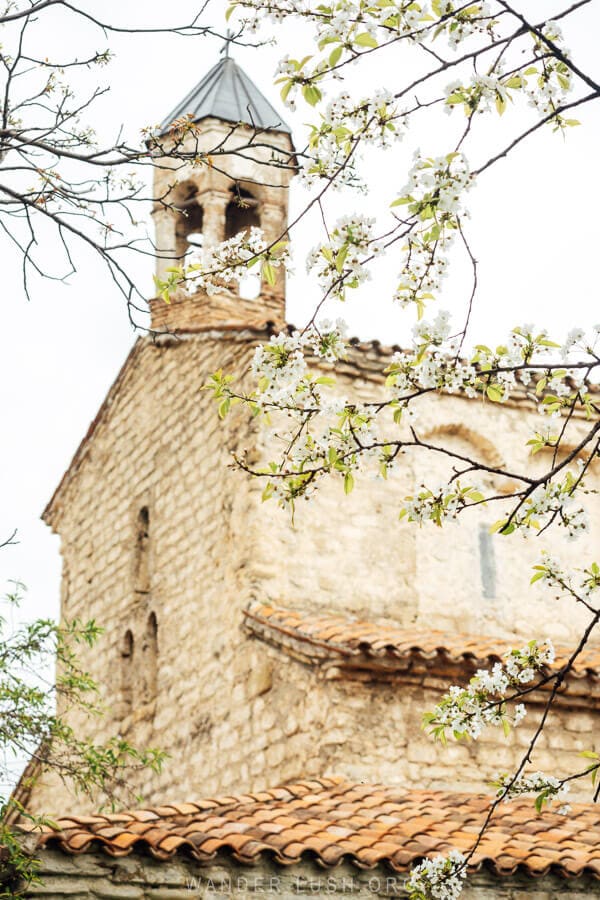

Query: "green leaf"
left=261, top=482, right=274, bottom=502
left=344, top=472, right=355, bottom=495
left=329, top=45, right=343, bottom=66
left=504, top=75, right=523, bottom=89
left=262, top=260, right=276, bottom=286
left=302, top=84, right=322, bottom=106
left=354, top=32, right=378, bottom=48
left=486, top=384, right=504, bottom=402
left=489, top=519, right=507, bottom=534
left=468, top=491, right=485, bottom=503
left=335, top=244, right=349, bottom=272
left=280, top=81, right=293, bottom=103
left=390, top=196, right=413, bottom=207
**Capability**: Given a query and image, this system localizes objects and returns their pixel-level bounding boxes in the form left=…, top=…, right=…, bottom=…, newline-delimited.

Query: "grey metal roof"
left=159, top=56, right=292, bottom=136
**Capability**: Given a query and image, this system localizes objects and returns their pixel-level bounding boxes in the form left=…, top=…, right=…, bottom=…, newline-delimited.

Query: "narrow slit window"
left=478, top=524, right=497, bottom=600
left=142, top=612, right=158, bottom=705
left=135, top=506, right=151, bottom=594
left=121, top=629, right=134, bottom=711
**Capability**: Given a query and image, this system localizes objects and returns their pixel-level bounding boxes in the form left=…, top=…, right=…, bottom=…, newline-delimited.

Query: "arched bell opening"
left=225, top=187, right=262, bottom=299
left=173, top=181, right=204, bottom=264
left=225, top=186, right=261, bottom=239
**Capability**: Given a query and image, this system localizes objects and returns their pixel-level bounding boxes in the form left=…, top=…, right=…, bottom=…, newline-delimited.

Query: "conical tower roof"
left=159, top=56, right=292, bottom=136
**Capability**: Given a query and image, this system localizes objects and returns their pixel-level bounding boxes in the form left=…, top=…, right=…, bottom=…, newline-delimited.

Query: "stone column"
left=152, top=206, right=177, bottom=284
left=199, top=190, right=230, bottom=250
left=260, top=201, right=287, bottom=318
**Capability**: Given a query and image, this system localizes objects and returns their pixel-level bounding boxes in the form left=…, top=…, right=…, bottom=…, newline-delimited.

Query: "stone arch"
left=421, top=422, right=505, bottom=469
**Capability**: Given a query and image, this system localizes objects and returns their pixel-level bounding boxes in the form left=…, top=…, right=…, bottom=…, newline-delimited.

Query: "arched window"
left=225, top=188, right=262, bottom=299
left=121, top=629, right=134, bottom=712
left=135, top=506, right=151, bottom=594
left=141, top=612, right=158, bottom=706
left=174, top=183, right=204, bottom=263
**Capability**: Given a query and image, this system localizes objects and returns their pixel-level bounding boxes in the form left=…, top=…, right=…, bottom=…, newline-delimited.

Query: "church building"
left=15, top=55, right=600, bottom=898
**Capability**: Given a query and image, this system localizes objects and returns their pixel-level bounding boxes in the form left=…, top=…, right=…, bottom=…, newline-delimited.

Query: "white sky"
left=0, top=0, right=598, bottom=632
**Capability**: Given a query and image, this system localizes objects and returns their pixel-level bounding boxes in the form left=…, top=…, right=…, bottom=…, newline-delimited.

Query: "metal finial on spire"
left=220, top=28, right=234, bottom=58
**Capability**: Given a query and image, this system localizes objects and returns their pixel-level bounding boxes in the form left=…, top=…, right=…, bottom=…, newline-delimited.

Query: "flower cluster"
left=445, top=72, right=514, bottom=116
left=154, top=228, right=290, bottom=301
left=306, top=214, right=383, bottom=300
left=495, top=466, right=590, bottom=540
left=400, top=481, right=485, bottom=527
left=303, top=90, right=405, bottom=190
left=390, top=320, right=594, bottom=420
left=531, top=554, right=600, bottom=603
left=424, top=639, right=555, bottom=742
left=493, top=771, right=570, bottom=814
left=385, top=312, right=479, bottom=400
left=392, top=153, right=473, bottom=313
left=525, top=21, right=574, bottom=120
left=261, top=401, right=384, bottom=508
left=314, top=1, right=434, bottom=48
left=561, top=324, right=600, bottom=359
left=209, top=310, right=598, bottom=524
left=444, top=48, right=574, bottom=122
left=405, top=850, right=467, bottom=900
left=231, top=1, right=435, bottom=56
left=250, top=320, right=347, bottom=405
left=433, top=1, right=494, bottom=49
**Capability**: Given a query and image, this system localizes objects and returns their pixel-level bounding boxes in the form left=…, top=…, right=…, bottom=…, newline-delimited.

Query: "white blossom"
left=494, top=771, right=570, bottom=811
left=180, top=227, right=290, bottom=297
left=406, top=850, right=467, bottom=900
left=425, top=640, right=555, bottom=741
left=306, top=214, right=380, bottom=300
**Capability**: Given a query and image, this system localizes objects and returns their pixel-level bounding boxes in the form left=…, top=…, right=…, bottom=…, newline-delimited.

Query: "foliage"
left=0, top=579, right=165, bottom=895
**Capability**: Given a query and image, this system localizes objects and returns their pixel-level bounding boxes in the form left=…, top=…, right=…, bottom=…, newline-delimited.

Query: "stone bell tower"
left=149, top=53, right=296, bottom=332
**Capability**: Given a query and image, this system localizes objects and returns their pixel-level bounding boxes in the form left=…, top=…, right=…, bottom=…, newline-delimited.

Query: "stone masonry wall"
left=22, top=848, right=600, bottom=899
left=28, top=330, right=600, bottom=816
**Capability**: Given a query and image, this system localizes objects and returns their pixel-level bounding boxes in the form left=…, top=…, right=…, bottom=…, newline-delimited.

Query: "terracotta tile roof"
left=244, top=602, right=600, bottom=685
left=29, top=778, right=600, bottom=879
